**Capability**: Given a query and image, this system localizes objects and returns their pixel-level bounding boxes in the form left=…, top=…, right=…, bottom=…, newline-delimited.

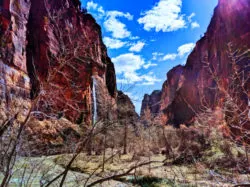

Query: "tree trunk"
left=102, top=135, right=106, bottom=172
left=123, top=122, right=128, bottom=155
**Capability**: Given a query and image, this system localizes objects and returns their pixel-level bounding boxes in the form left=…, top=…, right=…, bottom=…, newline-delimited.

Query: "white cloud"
left=188, top=13, right=195, bottom=22
left=188, top=13, right=200, bottom=29
left=191, top=21, right=200, bottom=29
left=177, top=43, right=195, bottom=56
left=137, top=0, right=186, bottom=32
left=87, top=1, right=138, bottom=41
left=97, top=6, right=105, bottom=15
left=152, top=52, right=164, bottom=56
left=86, top=1, right=105, bottom=19
left=129, top=41, right=146, bottom=52
left=161, top=43, right=195, bottom=61
left=162, top=53, right=178, bottom=61
left=143, top=61, right=158, bottom=69
left=103, top=37, right=127, bottom=49
left=112, top=53, right=160, bottom=85
left=139, top=74, right=161, bottom=85
left=87, top=1, right=98, bottom=10
left=112, top=53, right=145, bottom=75
left=130, top=36, right=140, bottom=40
left=152, top=52, right=164, bottom=60
left=106, top=11, right=133, bottom=20
left=104, top=11, right=133, bottom=39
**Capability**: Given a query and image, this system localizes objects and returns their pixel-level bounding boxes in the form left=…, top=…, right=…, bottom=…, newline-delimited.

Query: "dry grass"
left=53, top=151, right=249, bottom=186
left=1, top=152, right=249, bottom=186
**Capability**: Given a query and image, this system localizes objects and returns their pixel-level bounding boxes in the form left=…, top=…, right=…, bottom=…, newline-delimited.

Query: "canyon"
left=141, top=0, right=250, bottom=129
left=0, top=0, right=250, bottom=186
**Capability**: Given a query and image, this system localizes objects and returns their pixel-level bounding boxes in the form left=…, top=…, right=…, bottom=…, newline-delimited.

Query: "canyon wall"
left=140, top=90, right=162, bottom=117
left=117, top=91, right=139, bottom=125
left=0, top=0, right=124, bottom=155
left=141, top=0, right=250, bottom=127
left=0, top=0, right=117, bottom=125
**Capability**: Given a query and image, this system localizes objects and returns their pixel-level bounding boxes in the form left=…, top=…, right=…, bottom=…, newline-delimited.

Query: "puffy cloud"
left=86, top=1, right=98, bottom=10
left=112, top=53, right=160, bottom=85
left=104, top=11, right=133, bottom=39
left=188, top=13, right=200, bottom=29
left=191, top=21, right=200, bottom=29
left=177, top=43, right=195, bottom=56
left=138, top=0, right=186, bottom=32
left=103, top=37, right=127, bottom=49
left=162, top=53, right=178, bottom=61
left=161, top=43, right=195, bottom=61
left=87, top=1, right=133, bottom=39
left=112, top=53, right=144, bottom=75
left=129, top=41, right=146, bottom=52
left=86, top=1, right=105, bottom=19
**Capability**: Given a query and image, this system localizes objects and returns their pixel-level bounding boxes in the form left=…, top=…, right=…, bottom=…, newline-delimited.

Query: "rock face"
left=0, top=0, right=31, bottom=122
left=0, top=0, right=123, bottom=155
left=0, top=0, right=117, bottom=125
left=117, top=91, right=139, bottom=124
left=140, top=90, right=162, bottom=117
left=141, top=0, right=250, bottom=127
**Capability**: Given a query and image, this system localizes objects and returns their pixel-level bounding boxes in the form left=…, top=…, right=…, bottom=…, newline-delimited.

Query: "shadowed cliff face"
left=117, top=91, right=139, bottom=124
left=140, top=90, right=162, bottom=117
left=141, top=0, right=250, bottom=127
left=0, top=0, right=117, bottom=124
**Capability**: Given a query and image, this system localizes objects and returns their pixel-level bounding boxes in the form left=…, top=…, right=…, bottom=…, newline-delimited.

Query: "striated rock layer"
left=0, top=0, right=117, bottom=124
left=0, top=0, right=123, bottom=155
left=141, top=0, right=250, bottom=128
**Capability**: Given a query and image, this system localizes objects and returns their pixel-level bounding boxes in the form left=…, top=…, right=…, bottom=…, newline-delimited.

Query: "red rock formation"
left=117, top=91, right=139, bottom=123
left=0, top=0, right=140, bottom=156
left=141, top=0, right=250, bottom=128
left=0, top=0, right=31, bottom=122
left=140, top=90, right=162, bottom=117
left=0, top=0, right=117, bottom=125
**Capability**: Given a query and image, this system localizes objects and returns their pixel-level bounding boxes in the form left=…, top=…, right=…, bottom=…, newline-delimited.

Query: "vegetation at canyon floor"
left=1, top=113, right=250, bottom=186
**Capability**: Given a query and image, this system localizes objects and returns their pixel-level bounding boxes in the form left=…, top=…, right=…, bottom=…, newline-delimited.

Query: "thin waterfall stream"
left=92, top=76, right=98, bottom=124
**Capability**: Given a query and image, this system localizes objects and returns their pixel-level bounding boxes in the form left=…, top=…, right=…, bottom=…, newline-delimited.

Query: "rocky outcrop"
left=0, top=0, right=117, bottom=125
left=0, top=0, right=121, bottom=155
left=0, top=0, right=31, bottom=123
left=117, top=91, right=139, bottom=124
left=140, top=90, right=162, bottom=117
left=141, top=0, right=250, bottom=127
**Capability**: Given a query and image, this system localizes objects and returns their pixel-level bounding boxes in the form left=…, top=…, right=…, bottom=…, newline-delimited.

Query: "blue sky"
left=81, top=0, right=218, bottom=113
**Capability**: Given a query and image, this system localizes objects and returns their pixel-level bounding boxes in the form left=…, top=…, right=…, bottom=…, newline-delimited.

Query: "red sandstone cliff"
left=140, top=90, right=162, bottom=117
left=117, top=91, right=139, bottom=124
left=0, top=0, right=120, bottom=155
left=141, top=0, right=250, bottom=128
left=0, top=0, right=117, bottom=125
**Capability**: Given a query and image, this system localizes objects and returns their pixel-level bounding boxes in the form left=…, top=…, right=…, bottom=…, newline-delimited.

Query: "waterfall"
left=92, top=76, right=98, bottom=124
